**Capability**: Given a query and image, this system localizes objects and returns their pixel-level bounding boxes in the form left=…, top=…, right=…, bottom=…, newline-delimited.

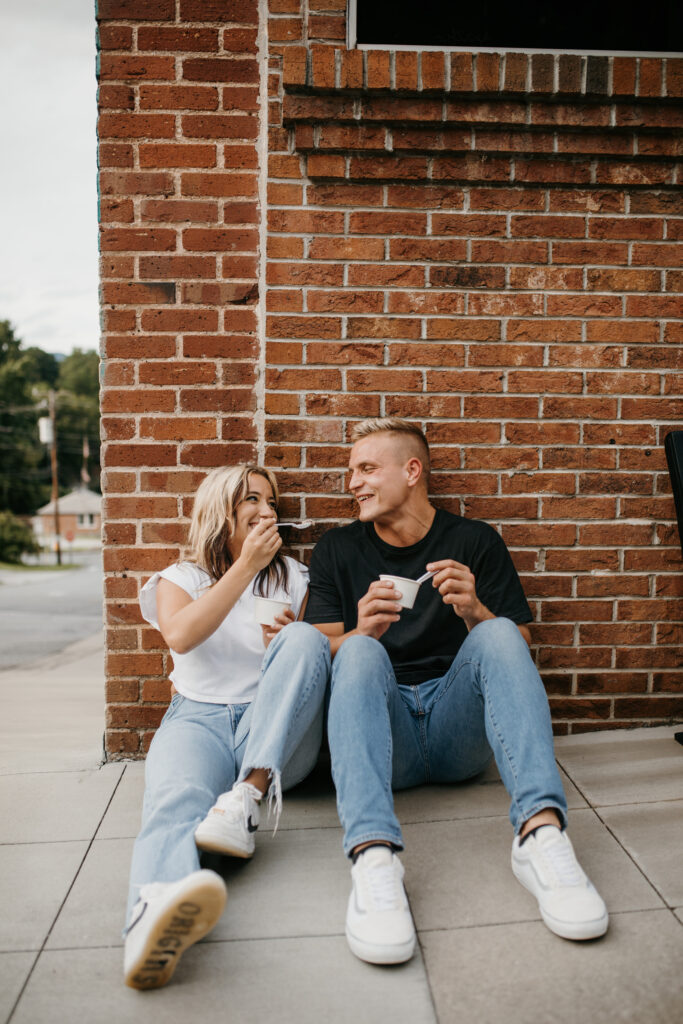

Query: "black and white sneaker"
left=194, top=781, right=261, bottom=858
left=124, top=869, right=227, bottom=989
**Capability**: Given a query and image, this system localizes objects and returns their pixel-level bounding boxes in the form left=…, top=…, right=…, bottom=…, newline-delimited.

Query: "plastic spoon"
left=415, top=569, right=438, bottom=585
left=276, top=519, right=313, bottom=529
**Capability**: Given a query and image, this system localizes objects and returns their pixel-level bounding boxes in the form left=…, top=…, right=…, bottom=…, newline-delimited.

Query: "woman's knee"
left=271, top=620, right=331, bottom=662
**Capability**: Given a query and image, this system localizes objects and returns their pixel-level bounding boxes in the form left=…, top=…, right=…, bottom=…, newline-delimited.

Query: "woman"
left=124, top=464, right=330, bottom=990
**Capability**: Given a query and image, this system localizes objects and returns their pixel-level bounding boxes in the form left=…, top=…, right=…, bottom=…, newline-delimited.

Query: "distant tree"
left=0, top=323, right=49, bottom=514
left=0, top=320, right=22, bottom=365
left=0, top=511, right=41, bottom=564
left=56, top=390, right=101, bottom=493
left=22, top=347, right=60, bottom=388
left=57, top=348, right=100, bottom=400
left=0, top=325, right=101, bottom=510
left=55, top=348, right=100, bottom=492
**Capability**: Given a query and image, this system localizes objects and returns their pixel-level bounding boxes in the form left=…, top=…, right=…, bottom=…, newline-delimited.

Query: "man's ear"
left=405, top=457, right=424, bottom=488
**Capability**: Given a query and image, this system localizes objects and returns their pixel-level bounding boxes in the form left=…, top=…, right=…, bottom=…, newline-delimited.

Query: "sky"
left=0, top=0, right=99, bottom=357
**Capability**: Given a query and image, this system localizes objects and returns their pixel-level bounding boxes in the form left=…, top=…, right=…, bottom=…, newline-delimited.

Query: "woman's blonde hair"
left=185, top=464, right=289, bottom=595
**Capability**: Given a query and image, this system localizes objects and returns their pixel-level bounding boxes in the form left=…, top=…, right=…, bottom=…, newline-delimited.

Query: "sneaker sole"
left=539, top=906, right=609, bottom=941
left=124, top=874, right=227, bottom=990
left=194, top=822, right=254, bottom=858
left=512, top=859, right=609, bottom=941
left=346, top=927, right=416, bottom=965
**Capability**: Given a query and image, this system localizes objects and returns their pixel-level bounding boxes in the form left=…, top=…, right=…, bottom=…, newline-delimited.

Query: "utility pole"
left=48, top=390, right=61, bottom=566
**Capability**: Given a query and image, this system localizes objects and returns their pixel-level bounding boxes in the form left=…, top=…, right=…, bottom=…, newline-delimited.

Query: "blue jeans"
left=126, top=622, right=330, bottom=922
left=327, top=617, right=568, bottom=857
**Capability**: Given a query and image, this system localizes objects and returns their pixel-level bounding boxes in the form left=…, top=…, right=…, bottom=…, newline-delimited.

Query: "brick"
left=504, top=53, right=527, bottom=92
left=421, top=51, right=445, bottom=92
left=99, top=171, right=174, bottom=196
left=100, top=228, right=176, bottom=252
left=98, top=24, right=133, bottom=50
left=595, top=161, right=676, bottom=187
left=311, top=45, right=336, bottom=88
left=137, top=27, right=219, bottom=52
left=476, top=53, right=500, bottom=92
left=99, top=55, right=175, bottom=80
left=98, top=86, right=135, bottom=111
left=222, top=27, right=258, bottom=52
left=389, top=292, right=465, bottom=315
left=140, top=308, right=220, bottom=331
left=183, top=58, right=258, bottom=84
left=140, top=85, right=219, bottom=111
left=309, top=15, right=344, bottom=41
left=638, top=58, right=664, bottom=98
left=450, top=53, right=474, bottom=92
left=557, top=54, right=581, bottom=94
left=395, top=51, right=418, bottom=91
left=366, top=50, right=390, bottom=90
left=586, top=56, right=609, bottom=96
left=530, top=54, right=554, bottom=93
left=98, top=142, right=135, bottom=167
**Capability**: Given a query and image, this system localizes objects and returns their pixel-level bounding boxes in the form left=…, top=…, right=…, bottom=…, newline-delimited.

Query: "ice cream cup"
left=253, top=596, right=292, bottom=626
left=379, top=574, right=420, bottom=610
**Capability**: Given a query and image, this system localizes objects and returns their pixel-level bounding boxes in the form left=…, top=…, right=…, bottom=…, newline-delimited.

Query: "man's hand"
left=427, top=559, right=494, bottom=632
left=356, top=580, right=402, bottom=640
left=261, top=607, right=295, bottom=647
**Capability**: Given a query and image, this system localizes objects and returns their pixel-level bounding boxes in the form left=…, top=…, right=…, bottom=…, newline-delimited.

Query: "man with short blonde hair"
left=305, top=417, right=608, bottom=965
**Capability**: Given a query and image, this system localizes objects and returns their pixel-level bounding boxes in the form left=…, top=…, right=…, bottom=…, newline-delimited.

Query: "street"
left=0, top=550, right=102, bottom=670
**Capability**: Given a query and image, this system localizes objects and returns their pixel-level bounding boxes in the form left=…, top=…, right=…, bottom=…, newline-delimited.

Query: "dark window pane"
left=356, top=0, right=682, bottom=52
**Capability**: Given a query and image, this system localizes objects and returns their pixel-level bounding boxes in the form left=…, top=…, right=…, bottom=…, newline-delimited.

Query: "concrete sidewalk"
left=1, top=637, right=682, bottom=1024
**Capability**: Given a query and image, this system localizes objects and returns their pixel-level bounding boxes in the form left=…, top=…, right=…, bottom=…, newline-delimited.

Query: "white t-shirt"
left=139, top=556, right=309, bottom=704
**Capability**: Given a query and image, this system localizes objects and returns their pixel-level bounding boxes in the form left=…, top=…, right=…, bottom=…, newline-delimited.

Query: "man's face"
left=347, top=434, right=412, bottom=523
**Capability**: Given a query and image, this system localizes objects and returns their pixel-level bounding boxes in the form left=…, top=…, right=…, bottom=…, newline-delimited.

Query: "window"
left=78, top=513, right=95, bottom=527
left=349, top=0, right=682, bottom=54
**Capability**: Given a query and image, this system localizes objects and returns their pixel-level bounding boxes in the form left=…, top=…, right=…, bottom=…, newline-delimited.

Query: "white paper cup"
left=253, top=596, right=292, bottom=626
left=379, top=574, right=420, bottom=610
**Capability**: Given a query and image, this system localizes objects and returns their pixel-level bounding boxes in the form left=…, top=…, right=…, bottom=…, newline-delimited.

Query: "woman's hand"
left=261, top=607, right=295, bottom=647
left=236, top=517, right=282, bottom=577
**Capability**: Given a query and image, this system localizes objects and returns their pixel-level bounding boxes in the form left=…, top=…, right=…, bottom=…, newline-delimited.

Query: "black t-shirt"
left=304, top=508, right=533, bottom=685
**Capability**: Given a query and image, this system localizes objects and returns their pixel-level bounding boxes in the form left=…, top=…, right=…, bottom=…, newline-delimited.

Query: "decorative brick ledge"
left=283, top=46, right=683, bottom=100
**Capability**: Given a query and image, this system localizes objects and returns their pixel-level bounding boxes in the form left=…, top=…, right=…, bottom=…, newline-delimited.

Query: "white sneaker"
left=511, top=825, right=609, bottom=940
left=194, top=782, right=261, bottom=858
left=124, top=869, right=227, bottom=989
left=345, top=846, right=416, bottom=964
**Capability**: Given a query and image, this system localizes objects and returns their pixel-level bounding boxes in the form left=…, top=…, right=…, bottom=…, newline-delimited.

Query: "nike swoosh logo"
left=247, top=815, right=258, bottom=833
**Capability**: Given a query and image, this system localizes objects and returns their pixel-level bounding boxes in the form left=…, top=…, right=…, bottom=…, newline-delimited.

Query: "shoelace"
left=364, top=863, right=403, bottom=911
left=541, top=836, right=583, bottom=887
left=138, top=881, right=169, bottom=902
left=212, top=786, right=250, bottom=823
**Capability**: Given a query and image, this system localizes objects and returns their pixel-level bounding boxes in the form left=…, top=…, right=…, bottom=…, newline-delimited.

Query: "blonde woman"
left=123, top=465, right=330, bottom=990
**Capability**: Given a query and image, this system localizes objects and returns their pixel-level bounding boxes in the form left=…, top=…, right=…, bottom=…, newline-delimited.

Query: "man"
left=305, top=417, right=608, bottom=965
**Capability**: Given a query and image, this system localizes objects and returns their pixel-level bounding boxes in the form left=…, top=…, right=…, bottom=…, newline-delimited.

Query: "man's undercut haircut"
left=351, top=417, right=431, bottom=476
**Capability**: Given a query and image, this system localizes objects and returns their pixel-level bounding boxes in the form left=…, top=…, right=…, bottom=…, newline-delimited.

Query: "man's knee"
left=466, top=616, right=527, bottom=651
left=330, top=634, right=392, bottom=698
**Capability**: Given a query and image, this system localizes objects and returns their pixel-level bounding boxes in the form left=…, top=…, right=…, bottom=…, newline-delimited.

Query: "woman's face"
left=228, top=473, right=277, bottom=556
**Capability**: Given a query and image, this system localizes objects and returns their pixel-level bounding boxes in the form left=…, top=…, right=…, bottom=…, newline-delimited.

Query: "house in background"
left=33, top=486, right=102, bottom=550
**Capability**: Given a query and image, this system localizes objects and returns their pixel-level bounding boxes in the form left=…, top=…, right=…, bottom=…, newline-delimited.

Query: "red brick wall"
left=98, top=0, right=683, bottom=757
left=97, top=0, right=263, bottom=754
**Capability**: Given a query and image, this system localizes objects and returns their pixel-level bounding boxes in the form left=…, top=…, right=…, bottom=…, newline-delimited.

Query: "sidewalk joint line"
left=6, top=764, right=128, bottom=1023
